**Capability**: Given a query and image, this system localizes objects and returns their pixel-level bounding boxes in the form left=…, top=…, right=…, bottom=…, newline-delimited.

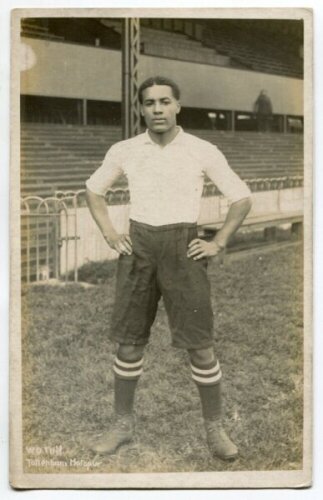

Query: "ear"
left=176, top=101, right=181, bottom=115
left=140, top=105, right=145, bottom=117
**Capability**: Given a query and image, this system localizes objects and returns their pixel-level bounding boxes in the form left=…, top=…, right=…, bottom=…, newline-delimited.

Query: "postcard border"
left=10, top=6, right=313, bottom=489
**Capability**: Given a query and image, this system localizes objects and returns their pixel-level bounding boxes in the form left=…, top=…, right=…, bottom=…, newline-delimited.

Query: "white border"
left=2, top=0, right=323, bottom=498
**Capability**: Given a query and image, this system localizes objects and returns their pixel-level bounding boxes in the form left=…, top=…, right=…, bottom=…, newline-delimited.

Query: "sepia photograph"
left=10, top=7, right=312, bottom=489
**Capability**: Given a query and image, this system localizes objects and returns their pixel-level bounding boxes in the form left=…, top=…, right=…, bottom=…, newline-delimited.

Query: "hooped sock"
left=190, top=359, right=223, bottom=421
left=113, top=356, right=143, bottom=416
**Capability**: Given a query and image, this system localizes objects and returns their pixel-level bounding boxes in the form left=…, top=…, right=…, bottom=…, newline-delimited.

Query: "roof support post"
left=122, top=18, right=141, bottom=139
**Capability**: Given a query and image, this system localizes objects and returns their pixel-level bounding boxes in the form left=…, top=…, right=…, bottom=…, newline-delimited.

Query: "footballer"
left=85, top=76, right=252, bottom=460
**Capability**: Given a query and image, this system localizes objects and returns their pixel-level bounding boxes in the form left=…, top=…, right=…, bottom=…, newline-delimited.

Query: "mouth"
left=152, top=118, right=166, bottom=123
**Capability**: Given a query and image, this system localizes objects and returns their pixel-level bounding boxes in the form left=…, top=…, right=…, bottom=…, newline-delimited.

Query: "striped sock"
left=191, top=359, right=223, bottom=421
left=113, top=356, right=144, bottom=415
left=190, top=359, right=222, bottom=386
left=113, top=356, right=144, bottom=380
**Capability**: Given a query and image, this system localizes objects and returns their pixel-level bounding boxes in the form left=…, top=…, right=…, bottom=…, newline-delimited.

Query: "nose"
left=153, top=102, right=162, bottom=114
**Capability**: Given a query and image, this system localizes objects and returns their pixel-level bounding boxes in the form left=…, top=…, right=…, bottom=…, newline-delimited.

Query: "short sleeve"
left=203, top=143, right=251, bottom=203
left=85, top=144, right=124, bottom=196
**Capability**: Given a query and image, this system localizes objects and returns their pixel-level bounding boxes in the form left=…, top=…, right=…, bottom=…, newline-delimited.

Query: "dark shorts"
left=110, top=220, right=215, bottom=349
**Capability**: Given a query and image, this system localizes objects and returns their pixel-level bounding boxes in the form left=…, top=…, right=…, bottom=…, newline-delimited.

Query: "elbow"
left=233, top=196, right=252, bottom=213
left=85, top=186, right=91, bottom=206
left=85, top=185, right=99, bottom=208
left=85, top=185, right=106, bottom=210
left=231, top=196, right=252, bottom=220
left=243, top=196, right=252, bottom=218
left=245, top=196, right=252, bottom=213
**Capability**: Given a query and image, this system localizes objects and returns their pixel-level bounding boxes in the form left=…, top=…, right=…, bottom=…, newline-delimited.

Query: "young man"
left=85, top=76, right=252, bottom=461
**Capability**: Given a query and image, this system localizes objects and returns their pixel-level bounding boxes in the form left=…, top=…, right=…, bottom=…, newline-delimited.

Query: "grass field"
left=21, top=244, right=304, bottom=474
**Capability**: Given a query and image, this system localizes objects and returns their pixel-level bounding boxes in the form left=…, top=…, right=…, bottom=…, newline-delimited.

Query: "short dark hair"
left=138, top=76, right=181, bottom=104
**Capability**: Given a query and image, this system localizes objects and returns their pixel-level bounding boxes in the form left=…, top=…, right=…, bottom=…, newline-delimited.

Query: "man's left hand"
left=187, top=239, right=224, bottom=260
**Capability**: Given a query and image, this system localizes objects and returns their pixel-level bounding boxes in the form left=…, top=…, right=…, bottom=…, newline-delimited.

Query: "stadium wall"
left=58, top=188, right=303, bottom=271
left=21, top=37, right=303, bottom=115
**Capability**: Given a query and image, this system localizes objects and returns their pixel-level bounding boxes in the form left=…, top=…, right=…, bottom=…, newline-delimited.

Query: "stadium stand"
left=103, top=21, right=229, bottom=67
left=141, top=27, right=226, bottom=66
left=101, top=19, right=302, bottom=77
left=19, top=18, right=304, bottom=281
left=21, top=18, right=303, bottom=79
left=21, top=124, right=303, bottom=199
left=201, top=21, right=303, bottom=79
left=21, top=18, right=65, bottom=41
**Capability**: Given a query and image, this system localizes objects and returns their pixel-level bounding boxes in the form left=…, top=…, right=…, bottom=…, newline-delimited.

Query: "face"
left=140, top=85, right=181, bottom=134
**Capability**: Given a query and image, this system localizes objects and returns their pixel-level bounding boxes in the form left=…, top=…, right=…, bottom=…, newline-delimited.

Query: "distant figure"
left=254, top=90, right=273, bottom=132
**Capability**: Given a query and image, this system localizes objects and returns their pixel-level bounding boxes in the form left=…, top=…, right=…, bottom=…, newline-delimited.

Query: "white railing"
left=21, top=177, right=303, bottom=283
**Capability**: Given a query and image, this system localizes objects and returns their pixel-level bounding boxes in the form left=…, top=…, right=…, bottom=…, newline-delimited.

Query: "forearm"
left=213, top=197, right=252, bottom=248
left=86, top=187, right=132, bottom=255
left=85, top=187, right=118, bottom=239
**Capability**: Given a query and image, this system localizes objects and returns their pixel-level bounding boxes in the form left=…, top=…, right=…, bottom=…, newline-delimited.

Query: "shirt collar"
left=143, top=126, right=184, bottom=146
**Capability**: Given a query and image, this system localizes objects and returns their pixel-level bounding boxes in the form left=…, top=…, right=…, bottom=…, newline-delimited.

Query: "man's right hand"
left=104, top=233, right=133, bottom=255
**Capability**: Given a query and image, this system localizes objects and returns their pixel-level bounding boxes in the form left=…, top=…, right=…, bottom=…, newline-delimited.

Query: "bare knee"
left=117, top=344, right=145, bottom=362
left=188, top=347, right=215, bottom=366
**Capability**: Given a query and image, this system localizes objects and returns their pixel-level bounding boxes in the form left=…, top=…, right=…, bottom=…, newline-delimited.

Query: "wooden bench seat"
left=199, top=211, right=303, bottom=239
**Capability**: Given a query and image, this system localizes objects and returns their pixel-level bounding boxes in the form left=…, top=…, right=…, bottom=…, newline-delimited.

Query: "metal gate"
left=20, top=177, right=303, bottom=284
left=21, top=190, right=84, bottom=283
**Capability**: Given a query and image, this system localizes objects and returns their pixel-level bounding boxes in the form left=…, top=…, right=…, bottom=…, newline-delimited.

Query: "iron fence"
left=21, top=191, right=84, bottom=283
left=20, top=176, right=304, bottom=284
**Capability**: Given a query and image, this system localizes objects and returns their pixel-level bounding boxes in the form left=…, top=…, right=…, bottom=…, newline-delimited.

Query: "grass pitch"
left=21, top=244, right=304, bottom=473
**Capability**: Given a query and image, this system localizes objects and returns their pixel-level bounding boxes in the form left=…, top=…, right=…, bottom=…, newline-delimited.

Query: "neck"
left=148, top=126, right=179, bottom=147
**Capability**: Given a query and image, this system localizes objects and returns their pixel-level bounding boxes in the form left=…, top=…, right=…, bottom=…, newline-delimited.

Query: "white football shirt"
left=86, top=127, right=251, bottom=226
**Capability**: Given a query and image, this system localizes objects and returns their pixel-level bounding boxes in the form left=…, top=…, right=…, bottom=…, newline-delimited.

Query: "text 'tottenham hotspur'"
left=25, top=445, right=101, bottom=470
